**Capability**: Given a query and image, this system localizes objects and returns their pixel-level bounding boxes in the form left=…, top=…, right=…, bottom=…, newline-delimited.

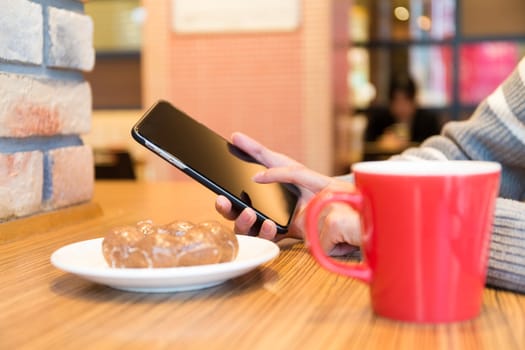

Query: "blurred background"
left=82, top=0, right=525, bottom=180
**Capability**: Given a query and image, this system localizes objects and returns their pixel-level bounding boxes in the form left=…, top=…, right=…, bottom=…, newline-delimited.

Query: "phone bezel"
left=131, top=101, right=298, bottom=233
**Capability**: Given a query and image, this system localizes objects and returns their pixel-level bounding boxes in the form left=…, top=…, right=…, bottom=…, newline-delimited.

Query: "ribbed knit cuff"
left=486, top=198, right=525, bottom=293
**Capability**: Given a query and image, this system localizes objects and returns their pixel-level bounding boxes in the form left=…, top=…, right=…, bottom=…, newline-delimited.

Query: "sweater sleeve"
left=486, top=198, right=525, bottom=293
left=387, top=57, right=525, bottom=293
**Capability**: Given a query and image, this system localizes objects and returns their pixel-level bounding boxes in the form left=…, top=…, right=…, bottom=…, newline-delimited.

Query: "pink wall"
left=142, top=0, right=348, bottom=180
left=167, top=34, right=303, bottom=160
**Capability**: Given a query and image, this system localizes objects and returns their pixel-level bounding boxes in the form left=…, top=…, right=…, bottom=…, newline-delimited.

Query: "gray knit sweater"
left=346, top=57, right=525, bottom=293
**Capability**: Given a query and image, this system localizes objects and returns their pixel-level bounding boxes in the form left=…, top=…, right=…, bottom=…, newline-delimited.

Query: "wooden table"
left=1, top=181, right=524, bottom=349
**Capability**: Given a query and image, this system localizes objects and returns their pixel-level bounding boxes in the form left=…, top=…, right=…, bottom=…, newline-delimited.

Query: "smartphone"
left=131, top=100, right=300, bottom=233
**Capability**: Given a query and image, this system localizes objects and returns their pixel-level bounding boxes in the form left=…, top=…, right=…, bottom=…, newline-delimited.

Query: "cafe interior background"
left=83, top=0, right=525, bottom=181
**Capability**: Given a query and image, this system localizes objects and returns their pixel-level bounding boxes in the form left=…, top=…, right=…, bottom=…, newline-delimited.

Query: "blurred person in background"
left=365, top=73, right=442, bottom=151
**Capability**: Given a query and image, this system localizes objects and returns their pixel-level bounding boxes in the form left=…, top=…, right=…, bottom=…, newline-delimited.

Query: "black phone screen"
left=132, top=101, right=299, bottom=232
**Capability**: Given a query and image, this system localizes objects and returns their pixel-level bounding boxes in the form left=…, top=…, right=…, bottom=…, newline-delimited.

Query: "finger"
left=233, top=207, right=258, bottom=235
left=318, top=221, right=335, bottom=255
left=254, top=166, right=332, bottom=193
left=328, top=204, right=362, bottom=247
left=318, top=205, right=351, bottom=254
left=215, top=195, right=239, bottom=220
left=231, top=132, right=301, bottom=168
left=258, top=219, right=277, bottom=241
left=343, top=209, right=362, bottom=246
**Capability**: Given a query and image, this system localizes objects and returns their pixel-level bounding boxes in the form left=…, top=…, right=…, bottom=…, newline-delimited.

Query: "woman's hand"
left=215, top=132, right=361, bottom=256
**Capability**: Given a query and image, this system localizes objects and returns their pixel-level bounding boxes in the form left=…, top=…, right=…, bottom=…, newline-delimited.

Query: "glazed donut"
left=102, top=220, right=238, bottom=268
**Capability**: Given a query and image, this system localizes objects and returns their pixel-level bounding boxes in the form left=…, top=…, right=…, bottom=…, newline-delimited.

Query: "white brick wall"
left=45, top=145, right=94, bottom=210
left=0, top=0, right=43, bottom=65
left=0, top=152, right=43, bottom=218
left=48, top=7, right=95, bottom=71
left=0, top=0, right=95, bottom=223
left=0, top=73, right=92, bottom=137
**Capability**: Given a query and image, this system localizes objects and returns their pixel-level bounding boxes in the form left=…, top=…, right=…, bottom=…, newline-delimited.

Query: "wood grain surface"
left=0, top=181, right=524, bottom=349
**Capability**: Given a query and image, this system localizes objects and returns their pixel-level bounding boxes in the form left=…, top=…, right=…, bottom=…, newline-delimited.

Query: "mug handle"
left=305, top=191, right=372, bottom=283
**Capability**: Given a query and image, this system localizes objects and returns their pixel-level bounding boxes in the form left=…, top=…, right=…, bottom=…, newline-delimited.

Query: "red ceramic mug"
left=305, top=161, right=501, bottom=323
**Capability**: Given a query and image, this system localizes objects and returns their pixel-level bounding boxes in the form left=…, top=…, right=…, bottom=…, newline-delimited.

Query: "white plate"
left=51, top=235, right=279, bottom=293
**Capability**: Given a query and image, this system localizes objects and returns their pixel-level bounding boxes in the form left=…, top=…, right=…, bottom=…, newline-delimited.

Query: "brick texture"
left=168, top=34, right=303, bottom=157
left=44, top=145, right=94, bottom=210
left=0, top=72, right=92, bottom=137
left=0, top=152, right=43, bottom=220
left=142, top=0, right=302, bottom=180
left=0, top=0, right=43, bottom=65
left=48, top=7, right=95, bottom=71
left=0, top=0, right=95, bottom=222
left=142, top=0, right=347, bottom=179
